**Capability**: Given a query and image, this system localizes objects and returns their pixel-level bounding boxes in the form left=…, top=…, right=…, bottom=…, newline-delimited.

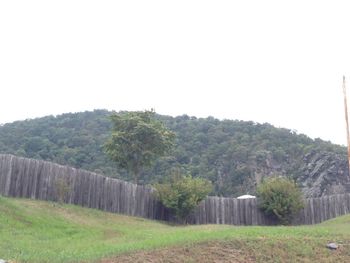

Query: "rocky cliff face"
left=236, top=150, right=350, bottom=198
left=297, top=151, right=350, bottom=198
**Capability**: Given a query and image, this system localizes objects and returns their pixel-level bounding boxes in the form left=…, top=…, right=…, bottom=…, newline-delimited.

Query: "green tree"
left=257, top=177, right=304, bottom=225
left=154, top=172, right=212, bottom=223
left=104, top=110, right=175, bottom=183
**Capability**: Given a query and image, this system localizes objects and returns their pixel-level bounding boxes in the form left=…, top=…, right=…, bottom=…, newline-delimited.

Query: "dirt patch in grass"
left=100, top=241, right=255, bottom=263
left=101, top=239, right=350, bottom=263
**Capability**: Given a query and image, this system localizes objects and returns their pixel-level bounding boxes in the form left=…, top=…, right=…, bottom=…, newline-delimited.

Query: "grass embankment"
left=0, top=196, right=349, bottom=263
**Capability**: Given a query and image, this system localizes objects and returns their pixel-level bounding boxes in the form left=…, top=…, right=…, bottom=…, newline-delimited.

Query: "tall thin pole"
left=342, top=76, right=350, bottom=175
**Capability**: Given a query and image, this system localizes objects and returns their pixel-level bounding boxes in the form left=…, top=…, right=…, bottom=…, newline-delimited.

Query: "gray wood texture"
left=1, top=154, right=349, bottom=225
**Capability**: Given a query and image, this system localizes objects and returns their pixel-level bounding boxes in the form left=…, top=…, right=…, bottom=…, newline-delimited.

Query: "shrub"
left=54, top=178, right=71, bottom=204
left=154, top=173, right=212, bottom=223
left=257, top=177, right=304, bottom=225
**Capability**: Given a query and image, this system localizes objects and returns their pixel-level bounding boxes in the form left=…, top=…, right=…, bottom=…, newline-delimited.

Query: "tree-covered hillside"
left=0, top=110, right=348, bottom=197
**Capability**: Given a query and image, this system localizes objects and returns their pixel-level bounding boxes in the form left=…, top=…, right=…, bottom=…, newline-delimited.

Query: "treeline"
left=0, top=110, right=346, bottom=196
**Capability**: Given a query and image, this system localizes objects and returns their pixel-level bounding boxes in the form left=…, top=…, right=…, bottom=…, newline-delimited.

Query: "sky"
left=1, top=1, right=350, bottom=146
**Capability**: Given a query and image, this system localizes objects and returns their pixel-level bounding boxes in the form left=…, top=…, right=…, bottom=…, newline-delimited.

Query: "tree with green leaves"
left=104, top=110, right=175, bottom=183
left=257, top=177, right=304, bottom=225
left=154, top=172, right=212, bottom=223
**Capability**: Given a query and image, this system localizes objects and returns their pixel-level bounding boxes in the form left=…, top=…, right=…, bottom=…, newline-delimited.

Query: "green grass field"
left=0, top=196, right=349, bottom=263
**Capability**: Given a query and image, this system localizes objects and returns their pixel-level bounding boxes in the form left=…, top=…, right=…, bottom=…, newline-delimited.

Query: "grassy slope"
left=0, top=197, right=350, bottom=263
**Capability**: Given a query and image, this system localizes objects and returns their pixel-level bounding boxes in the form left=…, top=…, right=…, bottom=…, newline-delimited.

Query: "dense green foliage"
left=104, top=110, right=175, bottom=183
left=1, top=196, right=350, bottom=262
left=154, top=172, right=212, bottom=222
left=0, top=110, right=346, bottom=196
left=257, top=177, right=305, bottom=225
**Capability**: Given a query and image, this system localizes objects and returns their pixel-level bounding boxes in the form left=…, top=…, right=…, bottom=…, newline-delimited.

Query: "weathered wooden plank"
left=1, top=154, right=350, bottom=226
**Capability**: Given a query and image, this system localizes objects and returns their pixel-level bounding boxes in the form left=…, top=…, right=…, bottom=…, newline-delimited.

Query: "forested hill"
left=0, top=110, right=349, bottom=197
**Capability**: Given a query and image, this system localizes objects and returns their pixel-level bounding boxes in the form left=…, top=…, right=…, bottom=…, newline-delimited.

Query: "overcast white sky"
left=1, top=1, right=350, bottom=145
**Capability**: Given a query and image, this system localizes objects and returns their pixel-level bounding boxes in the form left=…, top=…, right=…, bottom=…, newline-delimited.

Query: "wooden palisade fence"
left=1, top=154, right=350, bottom=225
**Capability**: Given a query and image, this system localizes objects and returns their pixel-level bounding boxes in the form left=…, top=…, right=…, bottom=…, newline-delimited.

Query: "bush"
left=154, top=173, right=212, bottom=223
left=257, top=177, right=304, bottom=225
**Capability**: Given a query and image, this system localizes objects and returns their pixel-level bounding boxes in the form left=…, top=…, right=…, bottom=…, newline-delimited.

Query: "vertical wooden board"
left=201, top=198, right=206, bottom=224
left=6, top=156, right=14, bottom=197
left=344, top=194, right=348, bottom=214
left=227, top=198, right=231, bottom=225
left=3, top=155, right=11, bottom=196
left=0, top=155, right=4, bottom=194
left=98, top=175, right=104, bottom=209
left=308, top=199, right=314, bottom=225
left=127, top=183, right=132, bottom=215
left=132, top=184, right=137, bottom=216
left=340, top=194, right=346, bottom=216
left=13, top=157, right=22, bottom=197
left=209, top=197, right=214, bottom=224
left=3, top=155, right=13, bottom=195
left=143, top=189, right=151, bottom=218
left=231, top=198, right=237, bottom=225
left=105, top=178, right=112, bottom=212
left=4, top=155, right=13, bottom=196
left=30, top=160, right=38, bottom=199
left=76, top=170, right=83, bottom=206
left=334, top=194, right=340, bottom=216
left=34, top=160, right=43, bottom=200
left=303, top=199, right=309, bottom=225
left=339, top=194, right=344, bottom=216
left=324, top=196, right=330, bottom=221
left=21, top=158, right=29, bottom=198
left=222, top=198, right=227, bottom=224
left=0, top=155, right=6, bottom=194
left=144, top=187, right=150, bottom=218
left=311, top=198, right=316, bottom=224
left=232, top=198, right=237, bottom=225
left=77, top=170, right=84, bottom=206
left=251, top=199, right=258, bottom=225
left=94, top=174, right=101, bottom=209
left=195, top=200, right=200, bottom=224
left=38, top=162, right=47, bottom=200
left=149, top=193, right=155, bottom=219
left=110, top=180, right=117, bottom=213
left=116, top=181, right=122, bottom=213
left=323, top=196, right=328, bottom=221
left=8, top=156, right=18, bottom=197
left=206, top=198, right=211, bottom=224
left=319, top=197, right=325, bottom=223
left=213, top=197, right=218, bottom=224
left=71, top=168, right=78, bottom=205
left=86, top=172, right=92, bottom=208
left=47, top=164, right=56, bottom=202
left=206, top=197, right=212, bottom=224
left=139, top=185, right=146, bottom=218
left=331, top=195, right=337, bottom=218
left=122, top=181, right=128, bottom=214
left=347, top=194, right=350, bottom=214
left=204, top=198, right=209, bottom=224
left=23, top=158, right=31, bottom=197
left=134, top=185, right=140, bottom=217
left=328, top=195, right=333, bottom=220
left=224, top=198, right=229, bottom=224
left=333, top=195, right=338, bottom=217
left=124, top=182, right=129, bottom=215
left=247, top=199, right=253, bottom=225
left=91, top=172, right=98, bottom=208
left=200, top=200, right=206, bottom=224
left=316, top=198, right=322, bottom=224
left=220, top=197, right=224, bottom=224
left=107, top=179, right=113, bottom=212
left=239, top=199, right=245, bottom=225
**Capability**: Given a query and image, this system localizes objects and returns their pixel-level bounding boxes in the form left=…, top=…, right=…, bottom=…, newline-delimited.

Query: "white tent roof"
left=237, top=194, right=256, bottom=199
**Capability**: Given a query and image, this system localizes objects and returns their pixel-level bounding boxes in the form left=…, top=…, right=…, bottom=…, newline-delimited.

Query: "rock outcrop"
left=297, top=151, right=350, bottom=198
